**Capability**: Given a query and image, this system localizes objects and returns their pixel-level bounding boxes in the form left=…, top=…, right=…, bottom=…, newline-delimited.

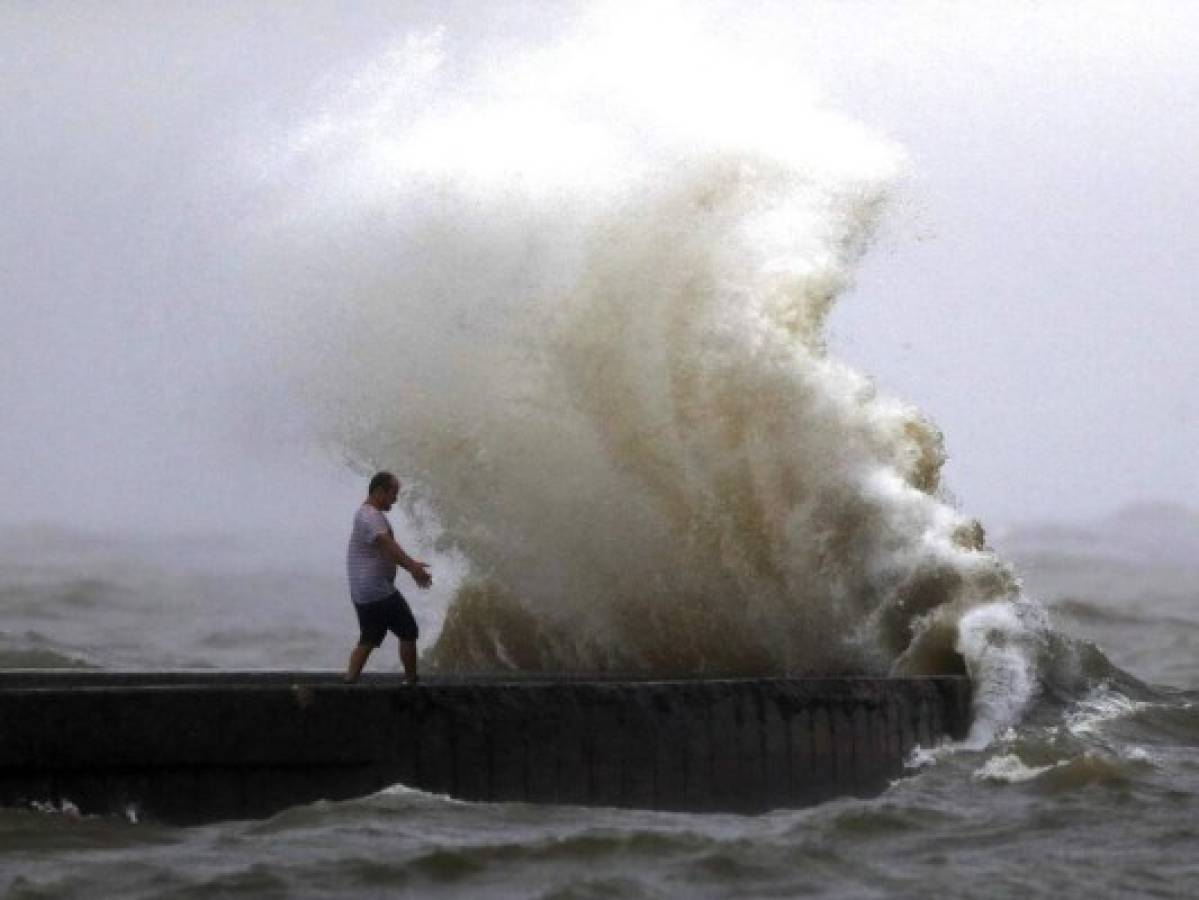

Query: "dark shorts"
left=354, top=591, right=419, bottom=647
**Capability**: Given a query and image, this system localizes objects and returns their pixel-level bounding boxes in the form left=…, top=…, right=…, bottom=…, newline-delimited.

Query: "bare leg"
left=345, top=643, right=373, bottom=683
left=399, top=640, right=419, bottom=683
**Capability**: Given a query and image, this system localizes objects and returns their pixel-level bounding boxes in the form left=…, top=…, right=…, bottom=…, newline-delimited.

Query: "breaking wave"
left=247, top=11, right=1057, bottom=742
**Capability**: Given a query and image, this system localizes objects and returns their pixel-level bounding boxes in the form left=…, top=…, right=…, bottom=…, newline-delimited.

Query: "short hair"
left=368, top=471, right=397, bottom=495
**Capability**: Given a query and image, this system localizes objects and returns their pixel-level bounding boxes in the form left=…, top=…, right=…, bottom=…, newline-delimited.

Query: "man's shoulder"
left=353, top=504, right=389, bottom=533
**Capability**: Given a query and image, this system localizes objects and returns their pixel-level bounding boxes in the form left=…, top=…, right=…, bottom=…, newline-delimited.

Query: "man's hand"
left=408, top=560, right=433, bottom=589
left=377, top=534, right=433, bottom=588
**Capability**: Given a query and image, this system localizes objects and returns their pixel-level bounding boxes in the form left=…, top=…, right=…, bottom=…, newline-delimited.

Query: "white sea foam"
left=29, top=798, right=82, bottom=818
left=1066, top=683, right=1149, bottom=737
left=974, top=754, right=1061, bottom=784
left=954, top=600, right=1047, bottom=748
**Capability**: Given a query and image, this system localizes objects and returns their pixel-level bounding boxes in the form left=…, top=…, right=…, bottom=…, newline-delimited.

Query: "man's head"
left=367, top=471, right=400, bottom=511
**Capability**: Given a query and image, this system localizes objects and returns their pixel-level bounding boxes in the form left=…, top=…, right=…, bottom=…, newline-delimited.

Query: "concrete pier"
left=0, top=672, right=971, bottom=824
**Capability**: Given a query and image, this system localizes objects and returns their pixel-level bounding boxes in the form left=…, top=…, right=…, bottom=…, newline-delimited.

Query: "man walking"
left=345, top=471, right=432, bottom=684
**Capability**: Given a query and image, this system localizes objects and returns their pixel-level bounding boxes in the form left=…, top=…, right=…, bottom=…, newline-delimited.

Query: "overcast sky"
left=1, top=1, right=1196, bottom=537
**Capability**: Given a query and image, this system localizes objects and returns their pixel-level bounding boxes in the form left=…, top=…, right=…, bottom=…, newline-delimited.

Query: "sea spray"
left=247, top=13, right=1041, bottom=734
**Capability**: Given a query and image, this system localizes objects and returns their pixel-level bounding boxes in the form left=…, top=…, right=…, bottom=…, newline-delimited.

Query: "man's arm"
left=375, top=533, right=433, bottom=588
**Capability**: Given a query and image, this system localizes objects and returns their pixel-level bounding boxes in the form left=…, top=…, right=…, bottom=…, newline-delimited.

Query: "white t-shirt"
left=346, top=504, right=396, bottom=605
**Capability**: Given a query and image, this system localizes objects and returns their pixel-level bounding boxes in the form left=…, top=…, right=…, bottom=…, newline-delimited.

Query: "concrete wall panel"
left=0, top=673, right=970, bottom=823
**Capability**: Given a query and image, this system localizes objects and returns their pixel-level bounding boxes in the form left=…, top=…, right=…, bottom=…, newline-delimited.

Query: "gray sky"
left=1, top=1, right=1196, bottom=537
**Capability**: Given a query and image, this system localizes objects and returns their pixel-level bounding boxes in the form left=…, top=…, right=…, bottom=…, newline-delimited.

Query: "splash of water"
left=248, top=11, right=1042, bottom=739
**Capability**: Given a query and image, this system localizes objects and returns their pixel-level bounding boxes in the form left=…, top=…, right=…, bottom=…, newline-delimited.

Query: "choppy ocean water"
left=1, top=510, right=1197, bottom=899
